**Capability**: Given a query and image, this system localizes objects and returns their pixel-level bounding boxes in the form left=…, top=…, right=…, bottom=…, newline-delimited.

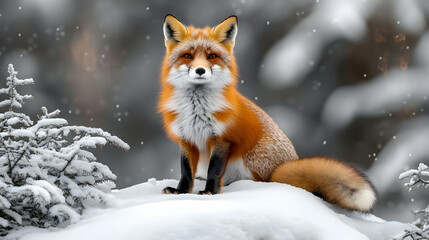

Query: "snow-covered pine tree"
left=0, top=64, right=129, bottom=236
left=398, top=163, right=429, bottom=239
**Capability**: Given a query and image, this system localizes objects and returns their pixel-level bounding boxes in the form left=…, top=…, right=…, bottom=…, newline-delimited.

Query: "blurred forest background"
left=0, top=0, right=428, bottom=223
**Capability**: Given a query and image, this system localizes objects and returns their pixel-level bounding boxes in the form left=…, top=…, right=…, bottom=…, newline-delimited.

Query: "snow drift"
left=8, top=179, right=413, bottom=240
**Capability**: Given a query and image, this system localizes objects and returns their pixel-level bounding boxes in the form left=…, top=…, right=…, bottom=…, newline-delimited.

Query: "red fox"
left=158, top=14, right=376, bottom=212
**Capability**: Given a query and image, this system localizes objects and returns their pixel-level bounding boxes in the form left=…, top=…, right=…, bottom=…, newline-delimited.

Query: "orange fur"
left=158, top=15, right=376, bottom=212
left=158, top=15, right=243, bottom=169
left=270, top=157, right=376, bottom=211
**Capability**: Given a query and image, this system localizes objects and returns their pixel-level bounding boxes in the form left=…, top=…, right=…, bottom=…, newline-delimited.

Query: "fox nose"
left=195, top=67, right=206, bottom=76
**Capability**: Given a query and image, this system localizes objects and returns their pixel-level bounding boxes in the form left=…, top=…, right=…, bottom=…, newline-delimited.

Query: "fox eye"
left=182, top=53, right=192, bottom=59
left=208, top=54, right=218, bottom=59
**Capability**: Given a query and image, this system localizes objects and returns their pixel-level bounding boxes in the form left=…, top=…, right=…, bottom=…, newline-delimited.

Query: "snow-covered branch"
left=1, top=64, right=34, bottom=111
left=400, top=163, right=429, bottom=191
left=397, top=163, right=429, bottom=239
left=0, top=64, right=129, bottom=236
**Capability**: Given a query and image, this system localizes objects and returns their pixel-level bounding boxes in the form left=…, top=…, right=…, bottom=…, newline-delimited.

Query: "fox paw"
left=162, top=187, right=182, bottom=194
left=198, top=190, right=214, bottom=195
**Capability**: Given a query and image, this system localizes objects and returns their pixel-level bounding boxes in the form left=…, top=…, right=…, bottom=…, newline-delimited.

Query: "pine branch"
left=401, top=228, right=429, bottom=240
left=0, top=64, right=128, bottom=235
left=399, top=163, right=429, bottom=240
left=8, top=146, right=27, bottom=176
left=60, top=151, right=78, bottom=173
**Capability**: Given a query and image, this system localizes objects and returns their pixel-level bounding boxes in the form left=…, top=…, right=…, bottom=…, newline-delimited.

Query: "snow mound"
left=8, top=180, right=413, bottom=240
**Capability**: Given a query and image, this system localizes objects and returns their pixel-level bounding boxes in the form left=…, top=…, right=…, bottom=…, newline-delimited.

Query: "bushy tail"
left=269, top=157, right=376, bottom=212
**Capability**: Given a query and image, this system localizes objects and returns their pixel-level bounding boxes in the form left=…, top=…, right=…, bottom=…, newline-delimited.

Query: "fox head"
left=161, top=15, right=238, bottom=88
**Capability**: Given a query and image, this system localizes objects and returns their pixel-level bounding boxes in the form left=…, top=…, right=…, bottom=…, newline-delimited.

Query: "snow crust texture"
left=9, top=179, right=413, bottom=240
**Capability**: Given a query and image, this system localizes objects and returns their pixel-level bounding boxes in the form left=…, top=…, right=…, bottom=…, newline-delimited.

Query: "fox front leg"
left=162, top=149, right=194, bottom=194
left=199, top=141, right=230, bottom=195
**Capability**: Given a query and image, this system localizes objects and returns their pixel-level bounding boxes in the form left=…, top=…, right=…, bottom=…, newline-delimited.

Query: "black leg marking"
left=199, top=142, right=230, bottom=195
left=162, top=152, right=193, bottom=194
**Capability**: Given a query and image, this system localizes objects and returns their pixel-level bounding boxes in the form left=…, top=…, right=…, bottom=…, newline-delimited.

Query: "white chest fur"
left=166, top=85, right=229, bottom=151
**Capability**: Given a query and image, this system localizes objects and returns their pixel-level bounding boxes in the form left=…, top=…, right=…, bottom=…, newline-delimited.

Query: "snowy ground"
left=7, top=179, right=413, bottom=240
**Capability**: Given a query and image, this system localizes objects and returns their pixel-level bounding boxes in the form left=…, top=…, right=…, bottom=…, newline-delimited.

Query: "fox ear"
left=163, top=14, right=188, bottom=44
left=212, top=16, right=238, bottom=45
